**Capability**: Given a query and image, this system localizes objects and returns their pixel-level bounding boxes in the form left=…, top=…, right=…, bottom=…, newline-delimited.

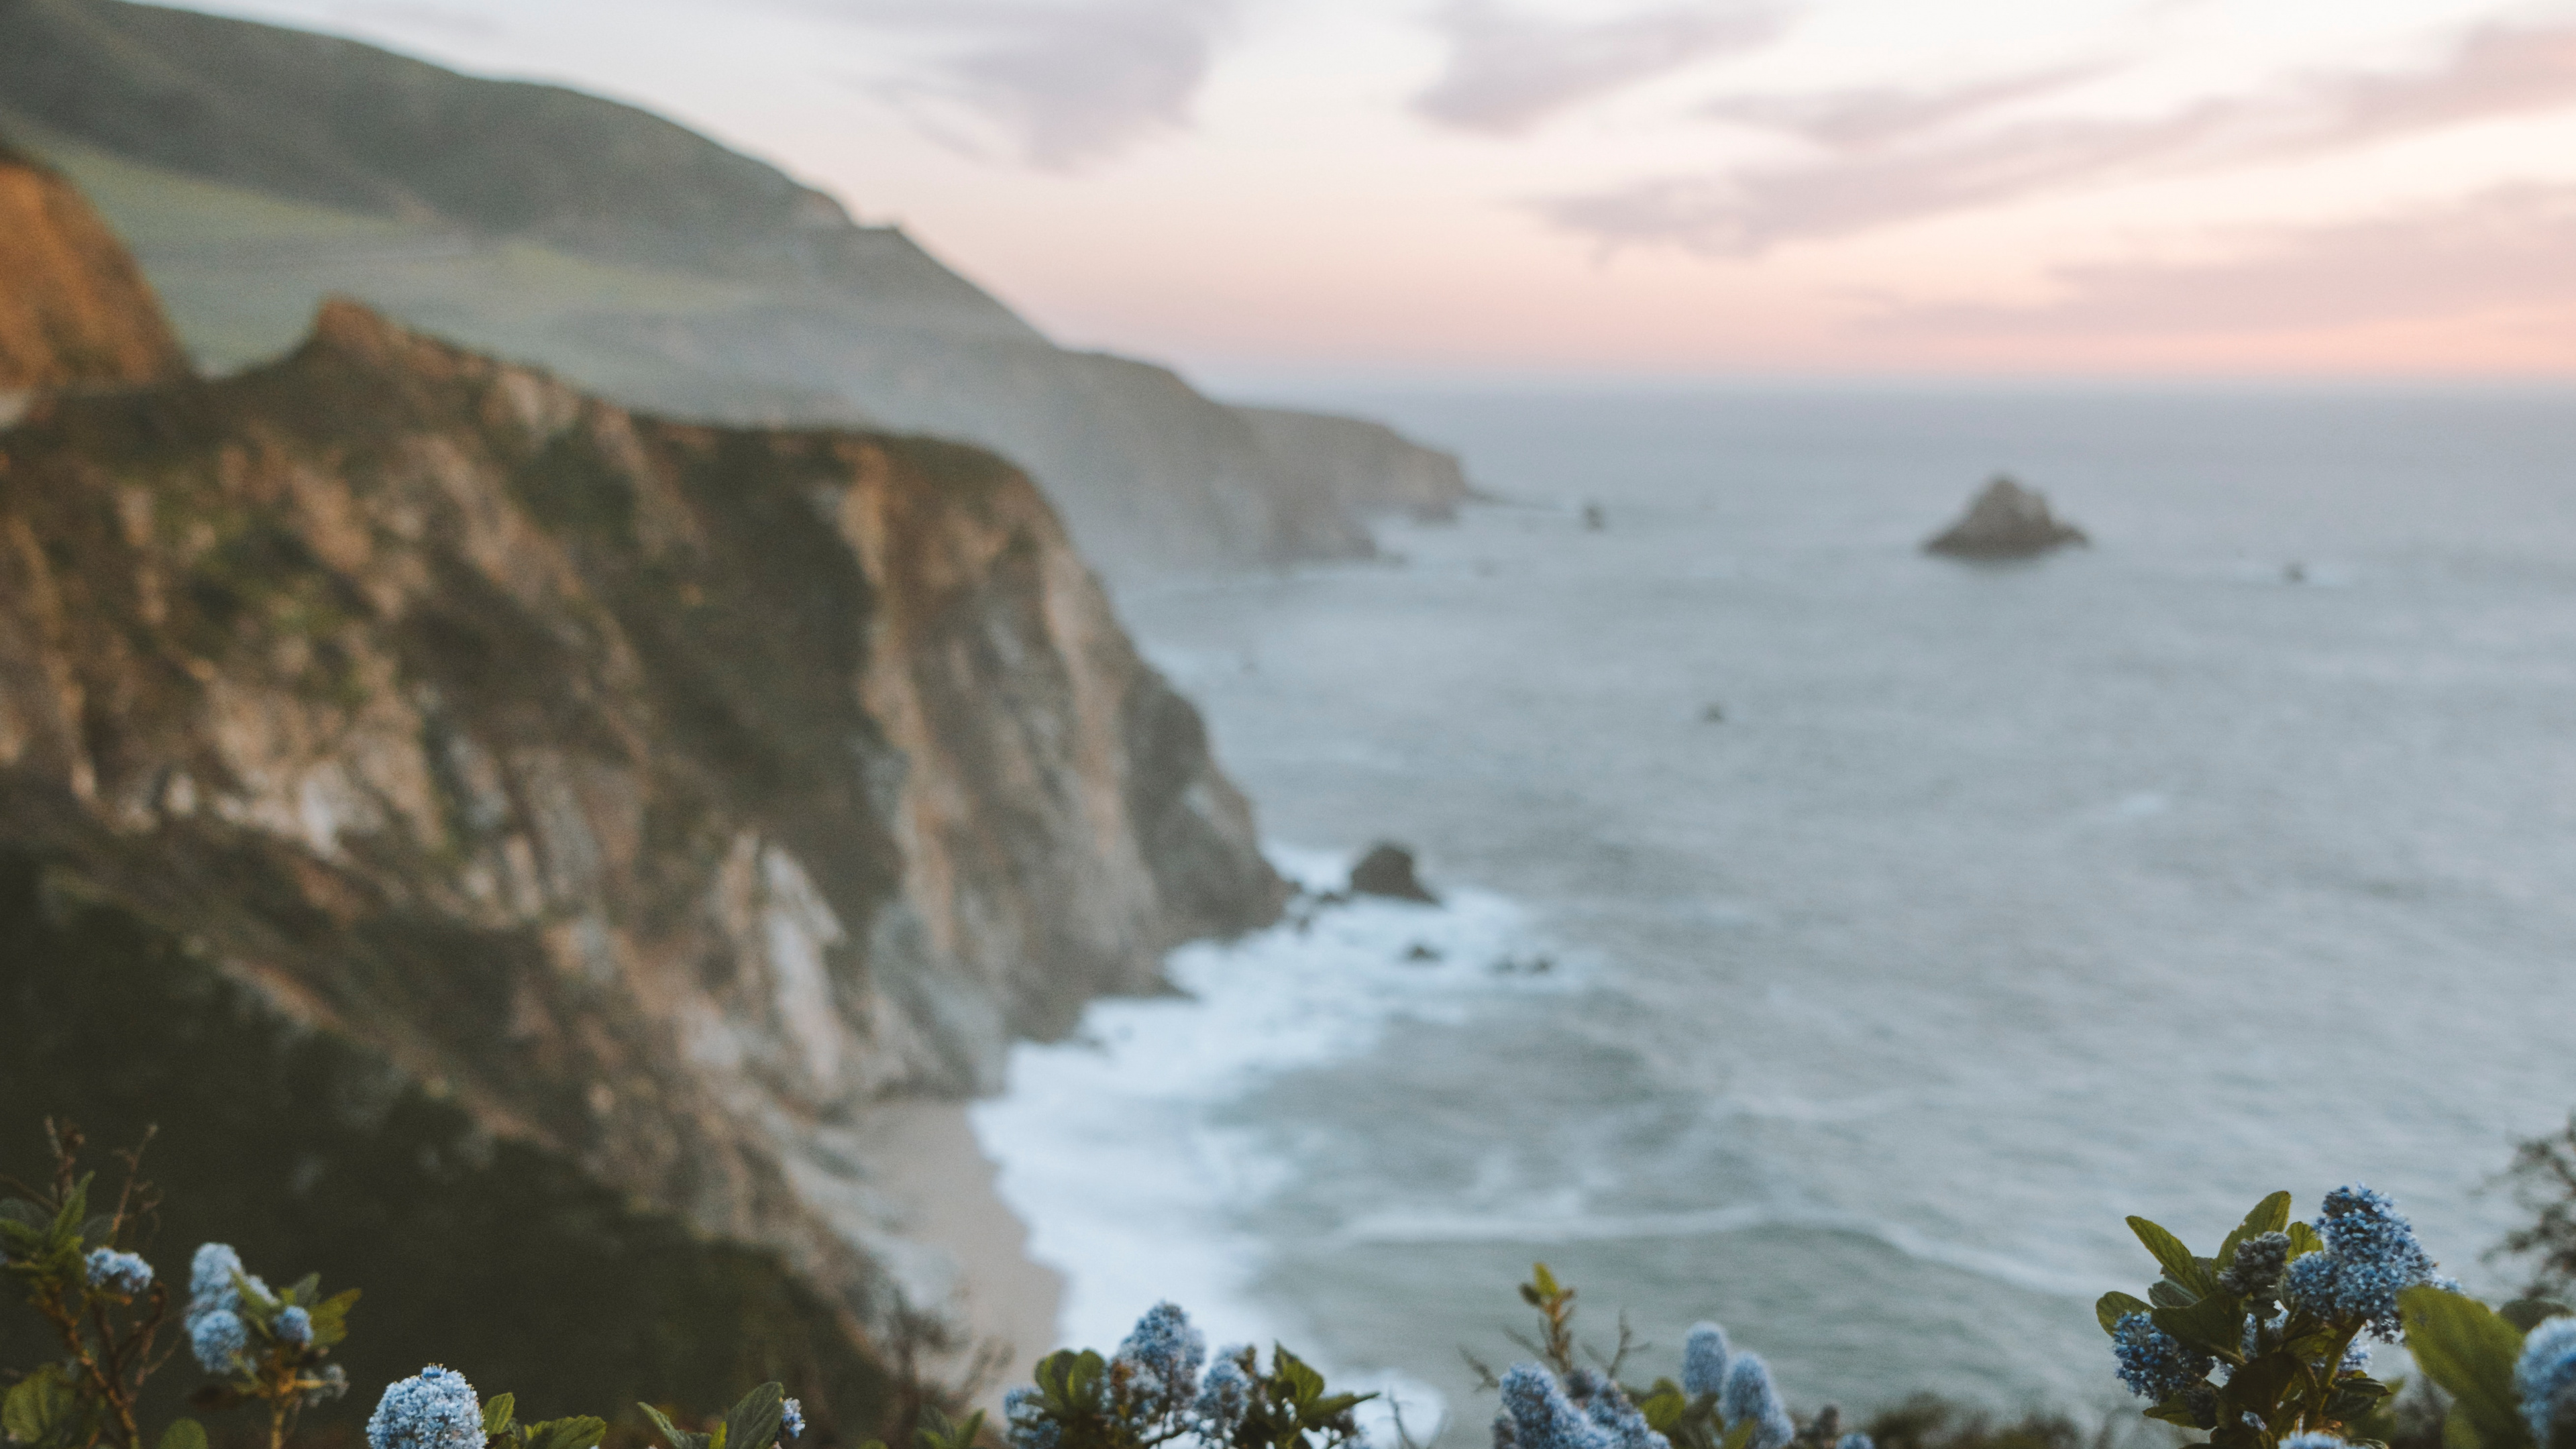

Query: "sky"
left=174, top=0, right=2576, bottom=382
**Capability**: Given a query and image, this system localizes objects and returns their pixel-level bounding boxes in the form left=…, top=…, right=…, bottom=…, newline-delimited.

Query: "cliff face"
left=0, top=0, right=1474, bottom=582
left=1232, top=407, right=1476, bottom=527
left=0, top=182, right=1285, bottom=1419
left=0, top=140, right=186, bottom=396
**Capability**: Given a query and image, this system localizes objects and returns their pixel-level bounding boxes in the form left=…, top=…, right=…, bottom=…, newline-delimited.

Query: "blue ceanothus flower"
left=2282, top=1185, right=2451, bottom=1341
left=1116, top=1302, right=1208, bottom=1413
left=1499, top=1364, right=1613, bottom=1449
left=1682, top=1324, right=1730, bottom=1400
left=189, top=1309, right=249, bottom=1372
left=2279, top=1436, right=2351, bottom=1449
left=2111, top=1312, right=2213, bottom=1401
left=2517, top=1316, right=2576, bottom=1449
left=1195, top=1353, right=1252, bottom=1436
left=275, top=1305, right=313, bottom=1347
left=1566, top=1370, right=1669, bottom=1449
left=186, top=1243, right=244, bottom=1328
left=781, top=1398, right=806, bottom=1442
left=1720, top=1354, right=1796, bottom=1449
left=1837, top=1436, right=1876, bottom=1449
left=367, top=1366, right=486, bottom=1449
left=1004, top=1387, right=1060, bottom=1449
left=85, top=1248, right=153, bottom=1296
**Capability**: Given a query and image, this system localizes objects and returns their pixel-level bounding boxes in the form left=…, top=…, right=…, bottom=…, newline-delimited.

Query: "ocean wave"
left=1327, top=1201, right=2104, bottom=1299
left=970, top=844, right=1580, bottom=1440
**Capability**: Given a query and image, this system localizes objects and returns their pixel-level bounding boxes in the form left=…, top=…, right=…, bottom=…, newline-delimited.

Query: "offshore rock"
left=1350, top=843, right=1439, bottom=904
left=1924, top=476, right=2089, bottom=558
left=0, top=169, right=1287, bottom=1424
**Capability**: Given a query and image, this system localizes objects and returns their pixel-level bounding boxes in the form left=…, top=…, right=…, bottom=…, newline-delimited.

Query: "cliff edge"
left=0, top=0, right=1476, bottom=581
left=0, top=138, right=186, bottom=396
left=0, top=161, right=1285, bottom=1429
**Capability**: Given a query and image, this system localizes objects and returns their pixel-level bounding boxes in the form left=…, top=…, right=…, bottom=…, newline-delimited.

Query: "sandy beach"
left=857, top=1102, right=1065, bottom=1413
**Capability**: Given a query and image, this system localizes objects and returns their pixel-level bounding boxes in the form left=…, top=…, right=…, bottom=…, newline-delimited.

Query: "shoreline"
left=857, top=1101, right=1065, bottom=1413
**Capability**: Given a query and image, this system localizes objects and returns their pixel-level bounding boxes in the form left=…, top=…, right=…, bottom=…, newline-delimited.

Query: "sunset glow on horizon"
left=174, top=0, right=2576, bottom=382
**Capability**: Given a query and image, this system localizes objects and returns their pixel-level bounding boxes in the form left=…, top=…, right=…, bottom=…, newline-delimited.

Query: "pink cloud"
left=1413, top=1, right=1790, bottom=136
left=1872, top=184, right=2576, bottom=338
left=1540, top=20, right=2576, bottom=254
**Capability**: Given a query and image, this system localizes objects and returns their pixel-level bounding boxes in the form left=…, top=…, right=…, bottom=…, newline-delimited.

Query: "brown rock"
left=0, top=139, right=188, bottom=394
left=0, top=293, right=1287, bottom=1397
left=1924, top=475, right=2089, bottom=558
left=1350, top=842, right=1438, bottom=904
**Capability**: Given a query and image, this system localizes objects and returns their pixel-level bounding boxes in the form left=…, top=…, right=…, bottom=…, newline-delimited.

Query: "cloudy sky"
left=179, top=0, right=2576, bottom=380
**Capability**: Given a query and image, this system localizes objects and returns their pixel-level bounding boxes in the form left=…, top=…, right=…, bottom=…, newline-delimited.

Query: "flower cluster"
left=2219, top=1233, right=2292, bottom=1299
left=1681, top=1323, right=1729, bottom=1399
left=2111, top=1312, right=2214, bottom=1401
left=84, top=1247, right=154, bottom=1297
left=184, top=1243, right=253, bottom=1373
left=1193, top=1356, right=1252, bottom=1436
left=2283, top=1185, right=2451, bottom=1341
left=1116, top=1301, right=1207, bottom=1415
left=781, top=1398, right=806, bottom=1442
left=1719, top=1354, right=1796, bottom=1449
left=366, top=1366, right=487, bottom=1449
left=2519, top=1317, right=2576, bottom=1449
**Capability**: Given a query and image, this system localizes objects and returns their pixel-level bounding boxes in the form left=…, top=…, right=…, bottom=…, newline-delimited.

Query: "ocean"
left=969, top=386, right=2576, bottom=1438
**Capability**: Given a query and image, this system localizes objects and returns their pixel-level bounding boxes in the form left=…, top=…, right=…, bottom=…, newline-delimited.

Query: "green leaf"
left=2130, top=1218, right=2206, bottom=1293
left=2100, top=1292, right=2154, bottom=1335
left=2400, top=1287, right=2528, bottom=1449
left=5, top=1364, right=77, bottom=1445
left=1531, top=1263, right=1560, bottom=1298
left=484, top=1395, right=518, bottom=1437
left=2155, top=1294, right=2247, bottom=1357
left=1640, top=1389, right=1688, bottom=1434
left=284, top=1274, right=321, bottom=1307
left=0, top=1199, right=44, bottom=1229
left=158, top=1420, right=211, bottom=1449
left=524, top=1419, right=607, bottom=1449
left=2145, top=1405, right=2206, bottom=1429
left=639, top=1403, right=706, bottom=1449
left=2288, top=1223, right=2326, bottom=1259
left=2503, top=1301, right=2575, bottom=1333
left=2151, top=1281, right=2199, bottom=1310
left=2243, top=1192, right=2294, bottom=1236
left=2446, top=1402, right=2487, bottom=1449
left=2217, top=1193, right=2296, bottom=1276
left=722, top=1382, right=784, bottom=1449
left=1722, top=1421, right=1757, bottom=1449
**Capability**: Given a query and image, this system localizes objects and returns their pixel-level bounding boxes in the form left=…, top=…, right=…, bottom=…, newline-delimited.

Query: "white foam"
left=971, top=845, right=1579, bottom=1443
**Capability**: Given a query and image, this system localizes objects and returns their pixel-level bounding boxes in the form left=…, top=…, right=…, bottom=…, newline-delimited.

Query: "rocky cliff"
left=1232, top=407, right=1476, bottom=528
left=0, top=0, right=1473, bottom=582
left=0, top=136, right=186, bottom=397
left=0, top=150, right=1285, bottom=1432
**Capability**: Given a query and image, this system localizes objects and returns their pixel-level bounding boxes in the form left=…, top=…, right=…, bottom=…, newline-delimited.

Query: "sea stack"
left=1924, top=476, right=2088, bottom=558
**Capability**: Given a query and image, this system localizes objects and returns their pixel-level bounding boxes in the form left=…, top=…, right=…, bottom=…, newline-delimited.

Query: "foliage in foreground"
left=16, top=1115, right=2576, bottom=1449
left=2096, top=1185, right=2576, bottom=1449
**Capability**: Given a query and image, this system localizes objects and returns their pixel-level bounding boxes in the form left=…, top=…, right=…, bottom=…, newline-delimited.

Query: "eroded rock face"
left=0, top=295, right=1286, bottom=1404
left=1923, top=476, right=2089, bottom=558
left=0, top=140, right=189, bottom=394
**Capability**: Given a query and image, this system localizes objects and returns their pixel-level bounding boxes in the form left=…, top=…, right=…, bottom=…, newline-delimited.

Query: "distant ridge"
left=0, top=0, right=1472, bottom=580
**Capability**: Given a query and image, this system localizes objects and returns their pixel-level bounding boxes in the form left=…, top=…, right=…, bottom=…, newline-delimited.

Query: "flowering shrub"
left=20, top=1112, right=2576, bottom=1449
left=2095, top=1185, right=2576, bottom=1449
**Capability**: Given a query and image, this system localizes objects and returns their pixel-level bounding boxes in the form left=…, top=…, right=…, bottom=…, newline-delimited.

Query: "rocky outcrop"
left=1348, top=843, right=1438, bottom=905
left=0, top=0, right=1474, bottom=581
left=0, top=139, right=186, bottom=396
left=1924, top=476, right=2089, bottom=558
left=1232, top=407, right=1476, bottom=529
left=0, top=186, right=1287, bottom=1419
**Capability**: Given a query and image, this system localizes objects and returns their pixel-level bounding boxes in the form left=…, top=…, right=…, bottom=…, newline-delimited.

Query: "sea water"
left=970, top=386, right=2576, bottom=1436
